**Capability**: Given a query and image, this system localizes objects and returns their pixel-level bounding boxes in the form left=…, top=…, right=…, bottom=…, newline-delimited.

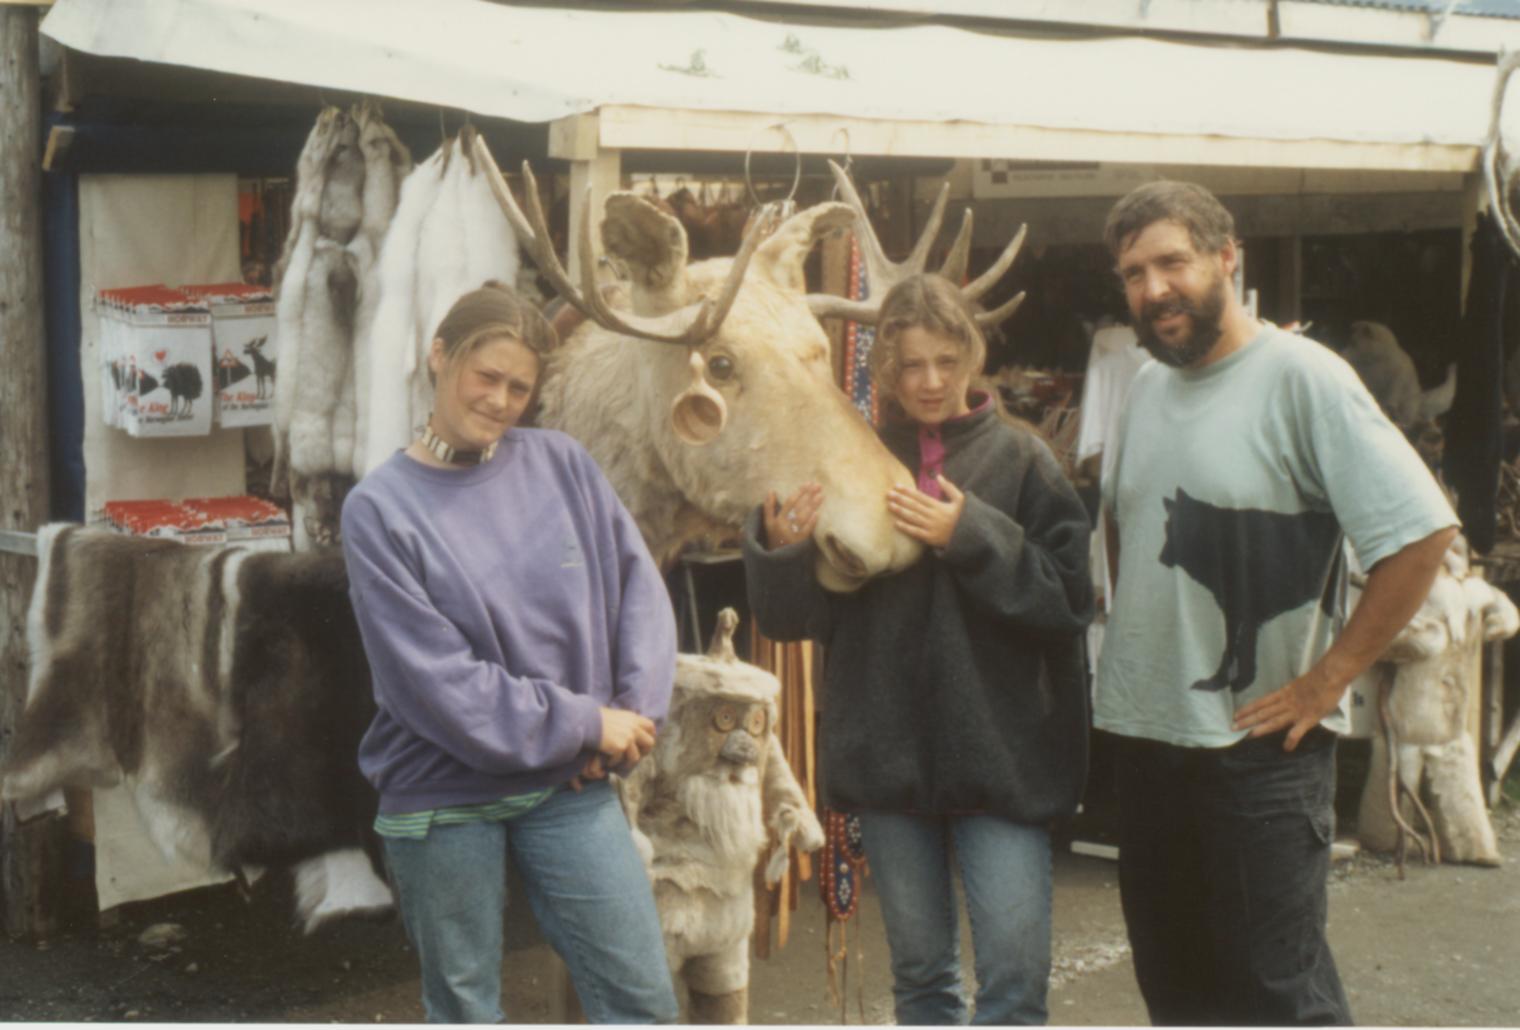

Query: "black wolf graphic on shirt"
left=1159, top=488, right=1343, bottom=693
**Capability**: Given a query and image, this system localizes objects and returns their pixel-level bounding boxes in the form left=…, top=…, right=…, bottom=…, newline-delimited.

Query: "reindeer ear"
left=602, top=193, right=690, bottom=316
left=670, top=350, right=728, bottom=445
left=752, top=202, right=856, bottom=292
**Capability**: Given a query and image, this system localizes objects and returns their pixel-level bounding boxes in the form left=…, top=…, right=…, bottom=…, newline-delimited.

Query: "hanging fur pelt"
left=0, top=525, right=391, bottom=934
left=355, top=125, right=520, bottom=477
left=344, top=102, right=412, bottom=476
left=355, top=145, right=447, bottom=476
left=272, top=102, right=409, bottom=548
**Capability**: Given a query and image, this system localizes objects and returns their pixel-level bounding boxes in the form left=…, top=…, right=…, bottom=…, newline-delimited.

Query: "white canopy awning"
left=41, top=0, right=1517, bottom=172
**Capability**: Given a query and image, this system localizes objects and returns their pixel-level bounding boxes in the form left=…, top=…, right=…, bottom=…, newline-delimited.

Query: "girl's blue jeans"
left=857, top=810, right=1053, bottom=1025
left=382, top=781, right=678, bottom=1024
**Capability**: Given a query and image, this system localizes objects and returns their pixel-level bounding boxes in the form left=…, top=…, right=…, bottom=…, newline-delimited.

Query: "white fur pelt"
left=293, top=847, right=394, bottom=934
left=354, top=127, right=520, bottom=478
left=271, top=103, right=408, bottom=543
left=356, top=146, right=446, bottom=475
left=1357, top=540, right=1516, bottom=865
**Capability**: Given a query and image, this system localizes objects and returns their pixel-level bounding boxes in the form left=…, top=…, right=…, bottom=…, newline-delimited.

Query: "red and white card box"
left=101, top=496, right=291, bottom=553
left=96, top=287, right=214, bottom=438
left=180, top=283, right=277, bottom=428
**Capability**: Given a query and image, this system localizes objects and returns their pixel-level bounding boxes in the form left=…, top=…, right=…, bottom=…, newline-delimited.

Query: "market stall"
left=4, top=0, right=1520, bottom=970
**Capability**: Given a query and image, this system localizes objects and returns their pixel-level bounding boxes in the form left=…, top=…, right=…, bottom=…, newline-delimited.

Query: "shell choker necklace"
left=420, top=419, right=498, bottom=466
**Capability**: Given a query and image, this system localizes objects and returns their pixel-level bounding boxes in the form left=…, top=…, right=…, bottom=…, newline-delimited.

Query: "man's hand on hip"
left=1233, top=669, right=1343, bottom=751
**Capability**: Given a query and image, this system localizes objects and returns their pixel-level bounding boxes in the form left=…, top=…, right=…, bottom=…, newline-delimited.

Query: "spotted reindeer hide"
left=0, top=525, right=390, bottom=932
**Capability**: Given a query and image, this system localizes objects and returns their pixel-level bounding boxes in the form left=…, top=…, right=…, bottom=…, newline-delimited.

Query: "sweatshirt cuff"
left=575, top=694, right=605, bottom=752
left=741, top=507, right=813, bottom=566
left=943, top=492, right=1020, bottom=567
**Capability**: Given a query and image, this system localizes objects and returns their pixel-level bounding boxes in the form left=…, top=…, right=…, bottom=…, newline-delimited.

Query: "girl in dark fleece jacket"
left=743, top=273, right=1093, bottom=1025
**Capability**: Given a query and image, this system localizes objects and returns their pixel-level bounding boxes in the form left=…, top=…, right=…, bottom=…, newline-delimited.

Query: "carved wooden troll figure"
left=618, top=609, right=824, bottom=1023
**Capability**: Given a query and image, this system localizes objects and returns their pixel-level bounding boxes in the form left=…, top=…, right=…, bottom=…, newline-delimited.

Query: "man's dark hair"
left=1103, top=180, right=1236, bottom=258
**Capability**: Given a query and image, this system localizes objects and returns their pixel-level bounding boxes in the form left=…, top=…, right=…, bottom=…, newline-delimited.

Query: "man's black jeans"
left=1110, top=728, right=1354, bottom=1026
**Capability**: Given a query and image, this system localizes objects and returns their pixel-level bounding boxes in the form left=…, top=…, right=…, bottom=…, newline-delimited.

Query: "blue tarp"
left=42, top=146, right=83, bottom=522
left=1301, top=0, right=1520, bottom=19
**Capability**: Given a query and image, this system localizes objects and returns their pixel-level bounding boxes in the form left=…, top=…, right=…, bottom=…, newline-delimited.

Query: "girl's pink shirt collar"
left=913, top=391, right=992, bottom=498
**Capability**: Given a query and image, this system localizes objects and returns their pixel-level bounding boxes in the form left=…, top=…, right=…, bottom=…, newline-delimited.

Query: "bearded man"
left=1096, top=181, right=1457, bottom=1026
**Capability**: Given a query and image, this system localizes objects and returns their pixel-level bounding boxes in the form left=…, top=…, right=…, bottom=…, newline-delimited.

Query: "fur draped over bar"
left=0, top=525, right=390, bottom=932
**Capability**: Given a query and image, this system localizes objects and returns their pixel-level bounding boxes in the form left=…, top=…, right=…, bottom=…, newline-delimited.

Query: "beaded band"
left=420, top=419, right=498, bottom=466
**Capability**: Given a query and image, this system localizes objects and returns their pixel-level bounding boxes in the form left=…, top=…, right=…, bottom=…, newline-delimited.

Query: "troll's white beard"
left=677, top=767, right=766, bottom=863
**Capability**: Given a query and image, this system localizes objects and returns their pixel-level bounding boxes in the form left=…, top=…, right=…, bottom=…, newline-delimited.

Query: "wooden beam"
left=970, top=190, right=1467, bottom=248
left=550, top=112, right=625, bottom=274
left=1278, top=231, right=1303, bottom=325
left=548, top=113, right=600, bottom=163
left=0, top=5, right=57, bottom=942
left=596, top=105, right=1478, bottom=175
left=566, top=149, right=622, bottom=283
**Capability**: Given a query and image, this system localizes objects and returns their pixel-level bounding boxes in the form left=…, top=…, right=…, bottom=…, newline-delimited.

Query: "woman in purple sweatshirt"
left=341, top=282, right=678, bottom=1024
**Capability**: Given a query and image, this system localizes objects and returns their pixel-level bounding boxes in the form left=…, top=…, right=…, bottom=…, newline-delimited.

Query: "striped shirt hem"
left=374, top=788, right=557, bottom=840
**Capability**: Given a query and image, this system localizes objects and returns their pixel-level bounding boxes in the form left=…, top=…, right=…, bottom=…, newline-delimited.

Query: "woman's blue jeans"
left=857, top=810, right=1053, bottom=1025
left=381, top=781, right=678, bottom=1024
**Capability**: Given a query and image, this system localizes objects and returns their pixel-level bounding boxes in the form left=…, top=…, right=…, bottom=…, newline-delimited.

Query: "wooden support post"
left=549, top=112, right=621, bottom=278
left=886, top=175, right=913, bottom=263
left=1277, top=231, right=1302, bottom=325
left=0, top=5, right=56, bottom=942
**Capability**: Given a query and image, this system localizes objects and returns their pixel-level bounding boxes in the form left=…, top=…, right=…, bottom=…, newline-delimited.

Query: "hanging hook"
left=829, top=126, right=853, bottom=201
left=744, top=122, right=801, bottom=213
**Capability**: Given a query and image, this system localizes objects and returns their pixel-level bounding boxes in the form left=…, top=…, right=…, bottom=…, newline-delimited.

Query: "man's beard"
left=1135, top=274, right=1228, bottom=368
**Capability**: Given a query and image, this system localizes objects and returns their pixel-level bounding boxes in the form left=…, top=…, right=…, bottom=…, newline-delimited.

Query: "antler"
left=1484, top=50, right=1520, bottom=260
left=472, top=134, right=776, bottom=347
left=807, top=159, right=1027, bottom=329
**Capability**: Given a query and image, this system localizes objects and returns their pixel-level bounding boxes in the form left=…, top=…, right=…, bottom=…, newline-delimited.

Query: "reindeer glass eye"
left=707, top=354, right=736, bottom=381
left=745, top=707, right=767, bottom=736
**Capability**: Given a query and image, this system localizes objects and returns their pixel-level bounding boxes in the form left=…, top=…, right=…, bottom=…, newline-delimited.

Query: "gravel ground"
left=1, top=798, right=1516, bottom=1024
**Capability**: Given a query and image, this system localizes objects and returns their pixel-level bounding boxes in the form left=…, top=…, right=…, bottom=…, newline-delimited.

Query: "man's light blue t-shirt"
left=1096, top=326, right=1457, bottom=748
